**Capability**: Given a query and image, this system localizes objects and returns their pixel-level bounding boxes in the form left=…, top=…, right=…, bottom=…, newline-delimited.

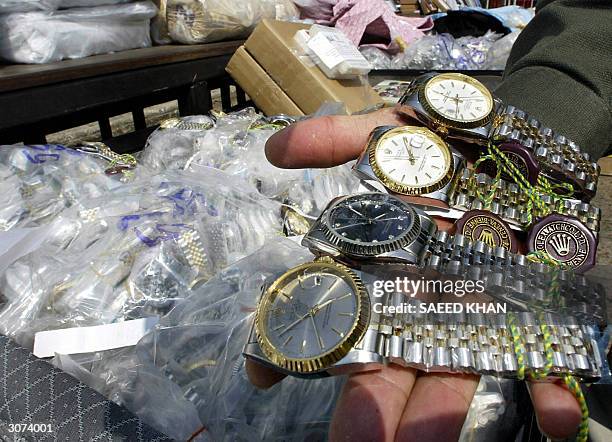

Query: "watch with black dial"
left=244, top=192, right=605, bottom=379
left=398, top=72, right=599, bottom=200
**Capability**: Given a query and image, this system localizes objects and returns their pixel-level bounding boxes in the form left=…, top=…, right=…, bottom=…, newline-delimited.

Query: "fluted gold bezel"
left=369, top=126, right=454, bottom=195
left=255, top=257, right=369, bottom=374
left=419, top=73, right=494, bottom=129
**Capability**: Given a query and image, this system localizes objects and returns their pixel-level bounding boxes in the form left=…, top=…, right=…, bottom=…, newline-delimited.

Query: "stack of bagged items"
left=0, top=0, right=157, bottom=64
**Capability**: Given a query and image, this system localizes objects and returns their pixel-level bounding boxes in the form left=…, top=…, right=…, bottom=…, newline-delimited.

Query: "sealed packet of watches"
left=299, top=25, right=372, bottom=80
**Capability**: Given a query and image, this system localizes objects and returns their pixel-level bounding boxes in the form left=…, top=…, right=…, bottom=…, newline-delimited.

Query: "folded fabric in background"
left=295, top=0, right=433, bottom=53
left=0, top=1, right=158, bottom=64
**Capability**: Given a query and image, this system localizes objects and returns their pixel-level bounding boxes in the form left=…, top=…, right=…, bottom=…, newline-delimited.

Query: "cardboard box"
left=226, top=46, right=304, bottom=116
left=243, top=20, right=382, bottom=115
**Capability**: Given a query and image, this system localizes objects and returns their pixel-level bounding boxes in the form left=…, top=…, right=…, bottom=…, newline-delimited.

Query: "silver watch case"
left=302, top=194, right=437, bottom=266
left=243, top=317, right=384, bottom=379
left=352, top=126, right=466, bottom=206
left=398, top=72, right=503, bottom=144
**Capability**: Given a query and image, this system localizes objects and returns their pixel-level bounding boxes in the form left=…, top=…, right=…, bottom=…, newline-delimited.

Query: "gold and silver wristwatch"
left=352, top=125, right=601, bottom=235
left=397, top=72, right=600, bottom=200
left=244, top=193, right=605, bottom=381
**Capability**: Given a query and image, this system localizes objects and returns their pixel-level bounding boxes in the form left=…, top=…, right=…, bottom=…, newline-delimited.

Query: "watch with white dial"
left=398, top=72, right=600, bottom=200
left=244, top=195, right=605, bottom=380
left=353, top=126, right=601, bottom=235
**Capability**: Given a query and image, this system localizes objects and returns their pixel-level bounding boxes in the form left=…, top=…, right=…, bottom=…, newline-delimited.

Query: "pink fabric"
left=295, top=0, right=432, bottom=53
left=332, top=0, right=433, bottom=53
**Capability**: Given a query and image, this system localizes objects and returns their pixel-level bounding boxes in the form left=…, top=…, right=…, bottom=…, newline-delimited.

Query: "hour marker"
left=283, top=335, right=293, bottom=347
left=300, top=340, right=306, bottom=353
left=470, top=112, right=476, bottom=118
left=425, top=173, right=432, bottom=179
left=278, top=290, right=292, bottom=300
left=431, top=155, right=440, bottom=158
left=414, top=176, right=419, bottom=184
left=470, top=90, right=476, bottom=95
left=272, top=324, right=285, bottom=331
left=392, top=140, right=399, bottom=146
left=426, top=145, right=432, bottom=150
left=401, top=174, right=406, bottom=182
left=432, top=165, right=440, bottom=169
left=388, top=168, right=396, bottom=174
left=462, top=84, right=466, bottom=90
left=338, top=312, right=354, bottom=317
left=332, top=327, right=345, bottom=337
left=450, top=81, right=455, bottom=88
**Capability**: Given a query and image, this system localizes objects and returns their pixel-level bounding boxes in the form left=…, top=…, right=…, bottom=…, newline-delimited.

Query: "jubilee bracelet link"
left=491, top=105, right=600, bottom=199
left=447, top=167, right=601, bottom=232
left=360, top=307, right=602, bottom=381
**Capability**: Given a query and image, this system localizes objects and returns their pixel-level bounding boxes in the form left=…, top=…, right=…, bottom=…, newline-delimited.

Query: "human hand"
left=250, top=107, right=582, bottom=441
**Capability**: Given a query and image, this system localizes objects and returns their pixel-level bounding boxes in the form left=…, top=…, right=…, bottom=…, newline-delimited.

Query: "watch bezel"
left=419, top=73, right=495, bottom=129
left=368, top=126, right=455, bottom=196
left=255, top=257, right=369, bottom=374
left=320, top=193, right=422, bottom=256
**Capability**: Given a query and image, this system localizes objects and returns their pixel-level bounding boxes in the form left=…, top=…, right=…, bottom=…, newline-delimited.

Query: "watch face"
left=256, top=261, right=369, bottom=372
left=423, top=73, right=493, bottom=124
left=326, top=193, right=415, bottom=246
left=370, top=127, right=453, bottom=195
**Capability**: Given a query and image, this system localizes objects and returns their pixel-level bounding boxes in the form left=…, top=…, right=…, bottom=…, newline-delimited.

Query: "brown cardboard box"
left=226, top=46, right=304, bottom=116
left=243, top=20, right=382, bottom=115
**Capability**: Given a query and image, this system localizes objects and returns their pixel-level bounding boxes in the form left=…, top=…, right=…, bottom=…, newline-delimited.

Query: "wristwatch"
left=352, top=125, right=601, bottom=235
left=397, top=72, right=599, bottom=200
left=244, top=194, right=605, bottom=380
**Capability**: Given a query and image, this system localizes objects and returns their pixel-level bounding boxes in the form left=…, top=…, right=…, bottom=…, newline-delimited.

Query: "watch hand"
left=309, top=314, right=324, bottom=350
left=279, top=311, right=310, bottom=336
left=402, top=138, right=416, bottom=165
left=455, top=97, right=460, bottom=118
left=373, top=213, right=387, bottom=220
left=335, top=221, right=370, bottom=230
left=348, top=206, right=367, bottom=219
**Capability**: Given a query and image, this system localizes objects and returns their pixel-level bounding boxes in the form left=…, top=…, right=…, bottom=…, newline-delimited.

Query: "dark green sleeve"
left=494, top=0, right=612, bottom=160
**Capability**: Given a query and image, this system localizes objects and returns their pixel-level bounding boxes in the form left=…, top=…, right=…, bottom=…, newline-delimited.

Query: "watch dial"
left=424, top=74, right=493, bottom=123
left=374, top=128, right=452, bottom=191
left=263, top=264, right=360, bottom=360
left=327, top=194, right=414, bottom=244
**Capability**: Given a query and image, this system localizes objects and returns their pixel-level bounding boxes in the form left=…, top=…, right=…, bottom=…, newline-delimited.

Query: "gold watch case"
left=254, top=257, right=370, bottom=374
left=418, top=73, right=495, bottom=129
left=368, top=126, right=454, bottom=196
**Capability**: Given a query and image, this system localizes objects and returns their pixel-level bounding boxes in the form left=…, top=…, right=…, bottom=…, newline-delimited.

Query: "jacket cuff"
left=494, top=66, right=611, bottom=160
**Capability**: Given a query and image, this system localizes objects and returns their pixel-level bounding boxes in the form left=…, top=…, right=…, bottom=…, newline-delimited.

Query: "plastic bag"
left=166, top=0, right=299, bottom=44
left=391, top=31, right=502, bottom=71
left=483, top=30, right=520, bottom=70
left=0, top=0, right=59, bottom=13
left=359, top=46, right=392, bottom=70
left=58, top=0, right=132, bottom=7
left=0, top=169, right=282, bottom=349
left=0, top=1, right=157, bottom=64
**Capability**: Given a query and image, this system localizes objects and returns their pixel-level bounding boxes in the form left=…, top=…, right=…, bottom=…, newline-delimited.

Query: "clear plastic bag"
left=0, top=169, right=283, bottom=349
left=0, top=1, right=157, bottom=64
left=483, top=30, right=521, bottom=71
left=166, top=0, right=299, bottom=44
left=0, top=144, right=131, bottom=232
left=360, top=46, right=393, bottom=70
left=391, top=31, right=502, bottom=71
left=0, top=0, right=59, bottom=13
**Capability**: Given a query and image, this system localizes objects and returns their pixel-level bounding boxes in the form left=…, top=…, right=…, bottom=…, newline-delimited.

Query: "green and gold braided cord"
left=508, top=251, right=590, bottom=442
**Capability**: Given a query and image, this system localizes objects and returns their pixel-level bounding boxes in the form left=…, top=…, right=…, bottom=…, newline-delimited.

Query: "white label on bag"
left=33, top=317, right=159, bottom=358
left=307, top=31, right=370, bottom=71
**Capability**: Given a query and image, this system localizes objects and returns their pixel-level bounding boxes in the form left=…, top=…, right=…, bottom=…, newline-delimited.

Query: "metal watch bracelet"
left=361, top=229, right=604, bottom=380
left=491, top=105, right=600, bottom=199
left=447, top=167, right=601, bottom=233
left=354, top=305, right=603, bottom=381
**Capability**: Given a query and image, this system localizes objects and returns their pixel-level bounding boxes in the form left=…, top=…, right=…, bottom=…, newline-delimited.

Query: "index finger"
left=265, top=107, right=406, bottom=169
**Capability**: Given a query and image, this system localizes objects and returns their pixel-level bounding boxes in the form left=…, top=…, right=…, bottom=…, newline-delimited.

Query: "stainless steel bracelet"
left=447, top=167, right=601, bottom=233
left=356, top=306, right=603, bottom=381
left=490, top=105, right=600, bottom=199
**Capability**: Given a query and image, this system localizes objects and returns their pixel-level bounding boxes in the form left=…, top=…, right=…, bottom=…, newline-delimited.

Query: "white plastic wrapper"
left=0, top=1, right=157, bottom=64
left=166, top=0, right=299, bottom=44
left=0, top=0, right=59, bottom=13
left=0, top=0, right=130, bottom=13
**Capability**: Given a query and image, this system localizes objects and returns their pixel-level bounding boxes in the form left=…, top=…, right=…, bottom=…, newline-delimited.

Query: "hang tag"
left=33, top=317, right=159, bottom=358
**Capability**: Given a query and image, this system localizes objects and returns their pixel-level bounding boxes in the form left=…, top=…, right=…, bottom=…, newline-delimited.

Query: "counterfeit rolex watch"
left=398, top=72, right=599, bottom=200
left=352, top=125, right=601, bottom=237
left=244, top=204, right=605, bottom=381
